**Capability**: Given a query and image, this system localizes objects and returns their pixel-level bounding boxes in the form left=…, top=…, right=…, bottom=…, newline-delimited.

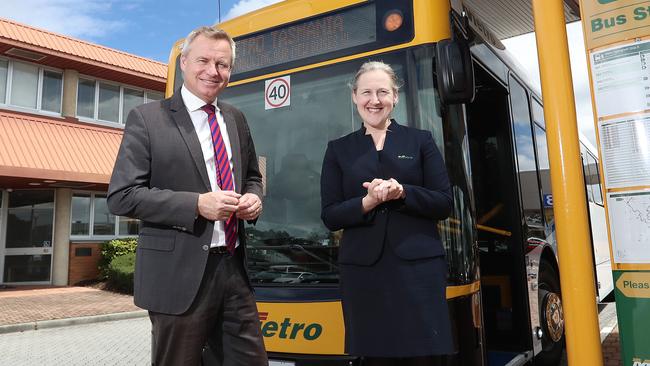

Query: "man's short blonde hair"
left=180, top=26, right=236, bottom=65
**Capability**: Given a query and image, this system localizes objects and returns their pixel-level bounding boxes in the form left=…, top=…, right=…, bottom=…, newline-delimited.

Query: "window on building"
left=119, top=217, right=140, bottom=236
left=98, top=83, right=120, bottom=123
left=7, top=190, right=54, bottom=248
left=70, top=192, right=140, bottom=238
left=41, top=70, right=63, bottom=113
left=147, top=92, right=163, bottom=101
left=93, top=194, right=115, bottom=235
left=77, top=78, right=96, bottom=118
left=11, top=61, right=39, bottom=109
left=0, top=59, right=7, bottom=103
left=71, top=193, right=91, bottom=235
left=76, top=77, right=162, bottom=125
left=122, top=88, right=144, bottom=123
left=0, top=58, right=62, bottom=113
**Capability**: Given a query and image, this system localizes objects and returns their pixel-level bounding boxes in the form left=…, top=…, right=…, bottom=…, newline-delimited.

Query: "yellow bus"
left=165, top=1, right=611, bottom=365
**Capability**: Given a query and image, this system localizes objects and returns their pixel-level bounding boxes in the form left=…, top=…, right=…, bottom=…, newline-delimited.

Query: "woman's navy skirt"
left=339, top=246, right=453, bottom=357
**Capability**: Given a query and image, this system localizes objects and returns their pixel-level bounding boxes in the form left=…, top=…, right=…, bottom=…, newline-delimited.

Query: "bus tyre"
left=536, top=259, right=565, bottom=366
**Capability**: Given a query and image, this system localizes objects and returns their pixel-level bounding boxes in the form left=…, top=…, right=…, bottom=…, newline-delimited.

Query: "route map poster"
left=608, top=190, right=650, bottom=263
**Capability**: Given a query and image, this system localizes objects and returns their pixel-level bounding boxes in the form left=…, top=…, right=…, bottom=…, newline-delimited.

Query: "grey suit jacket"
left=107, top=91, right=262, bottom=315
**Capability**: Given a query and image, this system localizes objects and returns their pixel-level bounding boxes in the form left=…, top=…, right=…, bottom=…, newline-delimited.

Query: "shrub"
left=105, top=252, right=136, bottom=294
left=99, top=237, right=137, bottom=279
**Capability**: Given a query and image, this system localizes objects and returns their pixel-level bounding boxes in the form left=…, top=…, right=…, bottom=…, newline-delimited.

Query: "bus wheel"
left=535, top=259, right=564, bottom=365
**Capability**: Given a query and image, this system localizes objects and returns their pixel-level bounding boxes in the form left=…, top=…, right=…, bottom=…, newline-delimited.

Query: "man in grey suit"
left=107, top=26, right=267, bottom=366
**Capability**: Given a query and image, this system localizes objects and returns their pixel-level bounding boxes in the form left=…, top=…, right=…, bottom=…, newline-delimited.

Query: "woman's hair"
left=350, top=61, right=402, bottom=94
left=180, top=26, right=236, bottom=65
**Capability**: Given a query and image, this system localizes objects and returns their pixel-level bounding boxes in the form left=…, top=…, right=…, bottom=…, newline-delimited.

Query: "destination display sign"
left=230, top=1, right=414, bottom=80
left=233, top=4, right=377, bottom=77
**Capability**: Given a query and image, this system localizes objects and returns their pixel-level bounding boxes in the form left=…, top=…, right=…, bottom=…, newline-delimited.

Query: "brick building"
left=0, top=18, right=166, bottom=285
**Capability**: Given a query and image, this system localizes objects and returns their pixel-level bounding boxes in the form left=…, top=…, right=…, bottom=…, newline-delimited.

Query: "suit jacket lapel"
left=382, top=119, right=400, bottom=153
left=355, top=125, right=381, bottom=177
left=219, top=101, right=243, bottom=193
left=169, top=92, right=211, bottom=192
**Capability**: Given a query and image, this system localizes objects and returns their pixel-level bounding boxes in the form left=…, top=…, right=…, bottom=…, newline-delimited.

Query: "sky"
left=0, top=0, right=283, bottom=62
left=0, top=0, right=596, bottom=146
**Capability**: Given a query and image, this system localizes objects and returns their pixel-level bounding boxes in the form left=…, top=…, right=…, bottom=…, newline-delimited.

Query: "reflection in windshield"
left=222, top=53, right=411, bottom=285
left=533, top=125, right=556, bottom=243
left=223, top=63, right=347, bottom=285
left=510, top=79, right=545, bottom=240
left=245, top=227, right=340, bottom=284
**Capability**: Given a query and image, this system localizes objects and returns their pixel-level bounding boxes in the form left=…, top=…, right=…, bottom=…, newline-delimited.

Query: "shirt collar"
left=181, top=85, right=219, bottom=113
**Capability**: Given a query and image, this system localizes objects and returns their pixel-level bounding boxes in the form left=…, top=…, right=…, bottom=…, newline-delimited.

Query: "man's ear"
left=180, top=55, right=187, bottom=72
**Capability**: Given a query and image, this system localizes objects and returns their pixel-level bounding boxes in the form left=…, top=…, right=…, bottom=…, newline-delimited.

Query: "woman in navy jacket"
left=321, top=61, right=454, bottom=365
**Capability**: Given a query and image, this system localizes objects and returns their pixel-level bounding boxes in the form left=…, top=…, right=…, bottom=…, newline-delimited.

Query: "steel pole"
left=531, top=0, right=604, bottom=364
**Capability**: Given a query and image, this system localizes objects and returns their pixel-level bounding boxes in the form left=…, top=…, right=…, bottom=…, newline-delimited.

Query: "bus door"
left=465, top=64, right=535, bottom=363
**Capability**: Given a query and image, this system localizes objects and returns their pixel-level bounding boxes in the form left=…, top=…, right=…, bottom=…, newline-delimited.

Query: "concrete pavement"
left=0, top=286, right=623, bottom=365
left=0, top=286, right=149, bottom=365
left=0, top=316, right=151, bottom=365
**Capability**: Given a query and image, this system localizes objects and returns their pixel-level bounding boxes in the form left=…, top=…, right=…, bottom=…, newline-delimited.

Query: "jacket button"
left=202, top=245, right=209, bottom=251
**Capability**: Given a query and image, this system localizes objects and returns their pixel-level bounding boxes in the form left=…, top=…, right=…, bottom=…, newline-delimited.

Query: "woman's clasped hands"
left=362, top=178, right=405, bottom=211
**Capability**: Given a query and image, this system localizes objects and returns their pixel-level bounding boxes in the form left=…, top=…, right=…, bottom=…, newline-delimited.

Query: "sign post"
left=579, top=0, right=650, bottom=364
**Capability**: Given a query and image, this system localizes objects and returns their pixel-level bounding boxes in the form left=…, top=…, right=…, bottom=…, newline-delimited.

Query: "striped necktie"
left=202, top=104, right=237, bottom=254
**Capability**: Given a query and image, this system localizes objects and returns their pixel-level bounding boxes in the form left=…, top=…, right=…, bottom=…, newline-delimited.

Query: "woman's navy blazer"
left=321, top=121, right=452, bottom=266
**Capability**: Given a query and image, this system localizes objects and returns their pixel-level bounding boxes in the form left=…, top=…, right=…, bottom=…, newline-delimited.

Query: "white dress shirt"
left=181, top=85, right=239, bottom=249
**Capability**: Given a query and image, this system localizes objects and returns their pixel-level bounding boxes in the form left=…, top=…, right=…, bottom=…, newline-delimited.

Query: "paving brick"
left=0, top=286, right=139, bottom=326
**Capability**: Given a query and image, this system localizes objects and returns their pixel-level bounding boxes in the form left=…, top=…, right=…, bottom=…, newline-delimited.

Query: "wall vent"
left=5, top=47, right=46, bottom=61
left=49, top=182, right=97, bottom=189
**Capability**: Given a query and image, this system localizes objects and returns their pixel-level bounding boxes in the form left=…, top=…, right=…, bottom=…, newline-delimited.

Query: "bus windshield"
left=221, top=51, right=416, bottom=286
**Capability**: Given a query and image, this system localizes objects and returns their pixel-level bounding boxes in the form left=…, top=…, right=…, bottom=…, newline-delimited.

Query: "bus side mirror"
left=435, top=38, right=475, bottom=105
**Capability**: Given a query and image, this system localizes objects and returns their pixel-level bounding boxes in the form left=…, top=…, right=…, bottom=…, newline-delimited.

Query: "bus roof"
left=169, top=0, right=582, bottom=66
left=217, top=0, right=581, bottom=42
